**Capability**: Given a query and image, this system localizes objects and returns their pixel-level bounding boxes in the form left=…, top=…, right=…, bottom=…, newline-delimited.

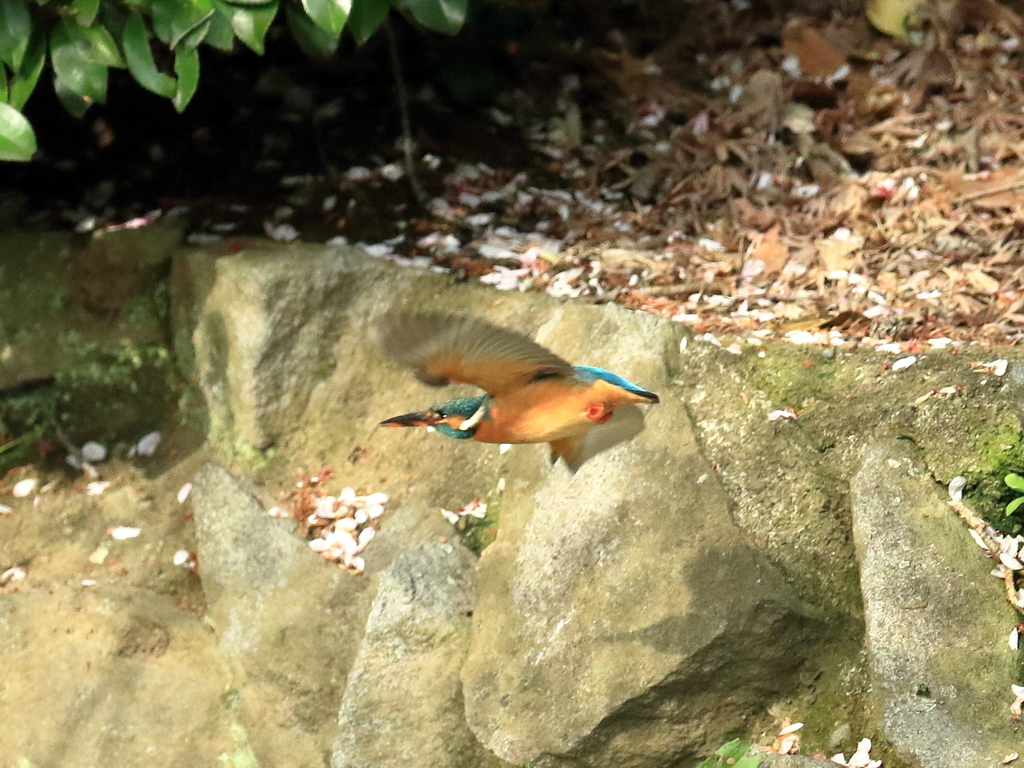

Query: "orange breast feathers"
left=471, top=378, right=649, bottom=444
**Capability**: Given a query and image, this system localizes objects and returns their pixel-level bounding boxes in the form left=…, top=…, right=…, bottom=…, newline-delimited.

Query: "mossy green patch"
left=456, top=485, right=502, bottom=554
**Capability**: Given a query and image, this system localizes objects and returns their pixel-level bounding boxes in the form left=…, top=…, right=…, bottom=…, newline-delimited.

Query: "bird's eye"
left=436, top=410, right=447, bottom=418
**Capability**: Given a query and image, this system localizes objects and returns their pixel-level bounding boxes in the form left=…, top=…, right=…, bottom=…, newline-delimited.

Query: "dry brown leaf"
left=816, top=230, right=865, bottom=271
left=782, top=19, right=848, bottom=79
left=750, top=224, right=790, bottom=274
left=966, top=267, right=1000, bottom=294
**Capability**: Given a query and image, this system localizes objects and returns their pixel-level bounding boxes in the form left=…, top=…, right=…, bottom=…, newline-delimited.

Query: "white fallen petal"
left=177, top=483, right=192, bottom=504
left=993, top=565, right=1010, bottom=578
left=266, top=506, right=288, bottom=518
left=339, top=487, right=357, bottom=506
left=365, top=503, right=385, bottom=519
left=0, top=566, right=26, bottom=585
left=81, top=441, right=107, bottom=462
left=363, top=492, right=388, bottom=506
left=830, top=754, right=847, bottom=765
left=779, top=736, right=799, bottom=754
left=308, top=538, right=330, bottom=552
left=948, top=475, right=966, bottom=501
left=345, top=555, right=365, bottom=573
left=0, top=504, right=11, bottom=515
left=330, top=531, right=360, bottom=555
left=892, top=355, right=917, bottom=371
left=969, top=528, right=988, bottom=549
left=315, top=496, right=338, bottom=519
left=173, top=549, right=190, bottom=566
left=81, top=579, right=97, bottom=587
left=336, top=517, right=358, bottom=532
left=89, top=546, right=109, bottom=564
left=1004, top=537, right=1021, bottom=559
left=358, top=527, right=376, bottom=548
left=134, top=431, right=162, bottom=457
left=499, top=443, right=512, bottom=454
left=1000, top=552, right=1024, bottom=571
left=779, top=722, right=804, bottom=735
left=1012, top=684, right=1024, bottom=698
left=86, top=481, right=111, bottom=496
left=441, top=508, right=460, bottom=524
left=988, top=359, right=1009, bottom=376
left=767, top=409, right=797, bottom=421
left=11, top=478, right=36, bottom=497
left=110, top=526, right=141, bottom=540
left=1010, top=627, right=1019, bottom=650
left=353, top=508, right=368, bottom=524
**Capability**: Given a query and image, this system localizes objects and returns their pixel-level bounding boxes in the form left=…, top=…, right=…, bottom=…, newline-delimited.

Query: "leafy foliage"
left=695, top=739, right=762, bottom=768
left=1005, top=472, right=1024, bottom=516
left=0, top=0, right=469, bottom=161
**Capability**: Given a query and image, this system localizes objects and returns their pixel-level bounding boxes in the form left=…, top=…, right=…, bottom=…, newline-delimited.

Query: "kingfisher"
left=378, top=312, right=659, bottom=471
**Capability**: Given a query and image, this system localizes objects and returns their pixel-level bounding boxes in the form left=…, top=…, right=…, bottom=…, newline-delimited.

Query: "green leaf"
left=285, top=3, right=339, bottom=57
left=203, top=9, right=234, bottom=50
left=172, top=44, right=199, bottom=111
left=0, top=105, right=33, bottom=160
left=714, top=740, right=746, bottom=759
left=215, top=0, right=277, bottom=54
left=1006, top=473, right=1024, bottom=492
left=0, top=67, right=8, bottom=103
left=54, top=75, right=92, bottom=116
left=733, top=755, right=762, bottom=768
left=347, top=0, right=389, bottom=44
left=72, top=0, right=101, bottom=26
left=51, top=21, right=116, bottom=103
left=0, top=0, right=31, bottom=70
left=175, top=10, right=214, bottom=49
left=1006, top=496, right=1024, bottom=516
left=152, top=0, right=215, bottom=49
left=395, top=0, right=465, bottom=34
left=302, top=0, right=350, bottom=36
left=9, top=26, right=46, bottom=109
left=122, top=11, right=176, bottom=98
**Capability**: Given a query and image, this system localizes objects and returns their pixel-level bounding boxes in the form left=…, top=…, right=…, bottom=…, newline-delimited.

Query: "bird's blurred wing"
left=549, top=404, right=646, bottom=473
left=380, top=313, right=573, bottom=397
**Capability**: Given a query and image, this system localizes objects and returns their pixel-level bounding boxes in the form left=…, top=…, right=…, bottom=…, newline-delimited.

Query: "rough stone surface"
left=190, top=462, right=373, bottom=767
left=0, top=225, right=179, bottom=391
left=852, top=440, right=1021, bottom=767
left=333, top=542, right=508, bottom=768
left=0, top=457, right=238, bottom=767
left=181, top=245, right=391, bottom=450
left=5, top=240, right=1024, bottom=767
left=460, top=307, right=831, bottom=768
left=0, top=586, right=235, bottom=768
left=0, top=225, right=180, bottom=442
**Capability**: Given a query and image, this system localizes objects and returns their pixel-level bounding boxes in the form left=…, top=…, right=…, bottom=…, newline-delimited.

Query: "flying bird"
left=378, top=312, right=659, bottom=471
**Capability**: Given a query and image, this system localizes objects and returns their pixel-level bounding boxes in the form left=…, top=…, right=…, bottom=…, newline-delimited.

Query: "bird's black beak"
left=379, top=410, right=442, bottom=428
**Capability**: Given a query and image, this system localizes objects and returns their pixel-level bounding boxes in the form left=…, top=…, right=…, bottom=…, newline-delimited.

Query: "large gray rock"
left=460, top=307, right=831, bottom=768
left=333, top=542, right=508, bottom=768
left=852, top=440, right=1022, bottom=767
left=177, top=245, right=393, bottom=450
left=190, top=462, right=373, bottom=767
left=10, top=237, right=1024, bottom=767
